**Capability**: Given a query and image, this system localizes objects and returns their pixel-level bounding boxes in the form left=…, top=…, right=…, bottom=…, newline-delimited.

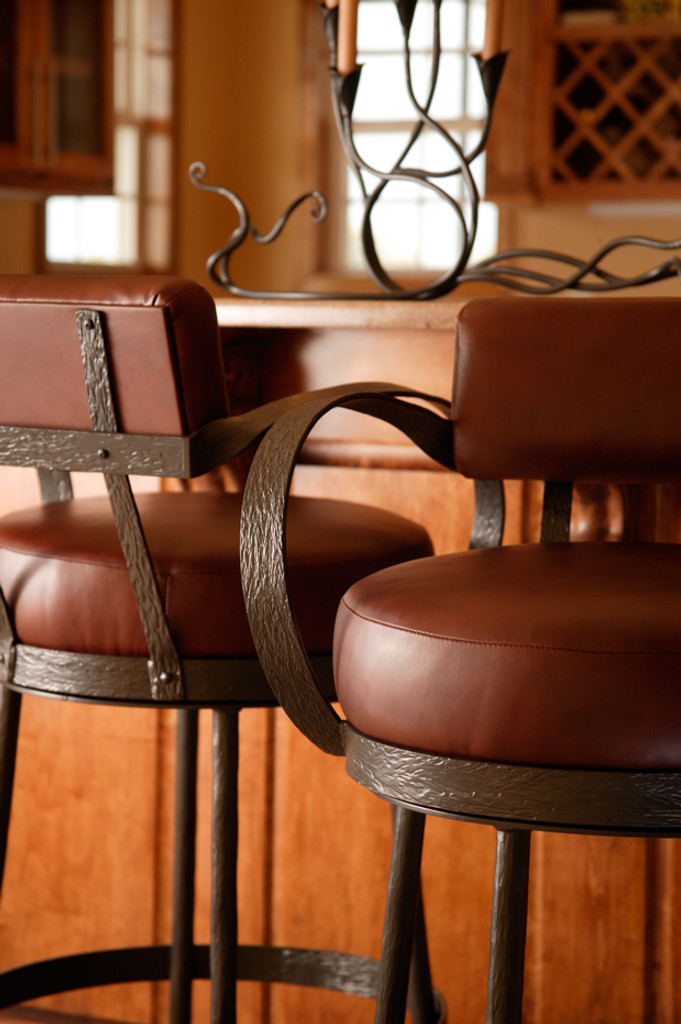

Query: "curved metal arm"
left=239, top=384, right=452, bottom=756
left=190, top=383, right=450, bottom=476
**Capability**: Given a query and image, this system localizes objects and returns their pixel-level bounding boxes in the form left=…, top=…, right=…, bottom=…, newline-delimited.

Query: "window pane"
left=352, top=130, right=422, bottom=177
left=465, top=54, right=486, bottom=119
left=420, top=201, right=466, bottom=269
left=357, top=3, right=404, bottom=52
left=45, top=0, right=173, bottom=271
left=145, top=131, right=171, bottom=200
left=147, top=54, right=172, bottom=119
left=353, top=54, right=413, bottom=122
left=466, top=0, right=486, bottom=50
left=114, top=43, right=129, bottom=113
left=51, top=0, right=104, bottom=154
left=439, top=2, right=467, bottom=45
left=429, top=52, right=466, bottom=120
left=339, top=0, right=498, bottom=274
left=46, top=196, right=123, bottom=264
left=471, top=200, right=499, bottom=262
left=409, top=2, right=449, bottom=50
left=114, top=124, right=139, bottom=194
left=144, top=201, right=170, bottom=267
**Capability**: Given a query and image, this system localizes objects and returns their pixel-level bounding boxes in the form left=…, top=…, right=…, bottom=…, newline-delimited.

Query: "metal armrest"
left=239, top=382, right=453, bottom=755
left=190, top=381, right=451, bottom=477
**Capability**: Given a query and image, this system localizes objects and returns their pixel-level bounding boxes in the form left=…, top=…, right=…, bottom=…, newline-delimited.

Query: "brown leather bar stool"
left=241, top=294, right=681, bottom=1024
left=0, top=275, right=441, bottom=1023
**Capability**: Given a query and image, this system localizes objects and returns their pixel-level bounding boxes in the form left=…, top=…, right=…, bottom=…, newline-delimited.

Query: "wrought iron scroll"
left=191, top=0, right=681, bottom=300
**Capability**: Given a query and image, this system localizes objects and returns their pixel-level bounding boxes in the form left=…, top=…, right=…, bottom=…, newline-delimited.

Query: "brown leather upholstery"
left=333, top=294, right=681, bottom=774
left=453, top=296, right=681, bottom=483
left=334, top=542, right=681, bottom=770
left=0, top=491, right=432, bottom=659
left=0, top=276, right=228, bottom=434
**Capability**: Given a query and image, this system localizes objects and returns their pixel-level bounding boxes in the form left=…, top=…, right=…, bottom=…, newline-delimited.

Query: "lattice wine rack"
left=547, top=21, right=681, bottom=197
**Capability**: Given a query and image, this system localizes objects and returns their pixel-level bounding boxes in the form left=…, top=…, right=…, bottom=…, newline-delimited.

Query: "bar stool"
left=0, top=274, right=442, bottom=1023
left=241, top=294, right=681, bottom=1024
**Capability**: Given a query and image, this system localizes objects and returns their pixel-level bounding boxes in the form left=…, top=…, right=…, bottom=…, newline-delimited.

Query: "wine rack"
left=547, top=21, right=681, bottom=197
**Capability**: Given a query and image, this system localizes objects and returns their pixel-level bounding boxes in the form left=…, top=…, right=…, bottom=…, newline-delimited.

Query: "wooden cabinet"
left=0, top=0, right=113, bottom=193
left=487, top=0, right=681, bottom=201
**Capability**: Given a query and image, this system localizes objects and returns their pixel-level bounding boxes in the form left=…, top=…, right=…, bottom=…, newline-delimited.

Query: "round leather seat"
left=0, top=491, right=432, bottom=660
left=334, top=542, right=681, bottom=770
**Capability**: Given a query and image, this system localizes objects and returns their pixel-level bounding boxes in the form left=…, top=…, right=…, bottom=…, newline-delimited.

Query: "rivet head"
left=159, top=671, right=168, bottom=683
left=84, top=319, right=95, bottom=331
left=97, top=448, right=109, bottom=459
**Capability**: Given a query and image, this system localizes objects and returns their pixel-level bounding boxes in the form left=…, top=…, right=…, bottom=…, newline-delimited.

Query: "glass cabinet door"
left=0, top=0, right=16, bottom=148
left=0, top=0, right=113, bottom=192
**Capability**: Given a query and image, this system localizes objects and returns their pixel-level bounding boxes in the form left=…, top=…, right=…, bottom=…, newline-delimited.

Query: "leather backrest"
left=0, top=275, right=229, bottom=434
left=453, top=295, right=681, bottom=483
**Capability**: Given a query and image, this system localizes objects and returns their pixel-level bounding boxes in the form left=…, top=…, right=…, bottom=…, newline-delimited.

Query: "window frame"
left=42, top=0, right=176, bottom=274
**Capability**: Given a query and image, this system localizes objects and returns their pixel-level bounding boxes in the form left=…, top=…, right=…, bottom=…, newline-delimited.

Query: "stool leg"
left=211, top=708, right=239, bottom=1024
left=374, top=805, right=426, bottom=1024
left=170, top=708, right=199, bottom=1024
left=485, top=828, right=531, bottom=1024
left=407, top=888, right=439, bottom=1024
left=0, top=687, right=21, bottom=899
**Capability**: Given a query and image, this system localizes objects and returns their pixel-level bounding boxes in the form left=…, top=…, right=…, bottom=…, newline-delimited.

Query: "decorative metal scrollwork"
left=191, top=0, right=681, bottom=300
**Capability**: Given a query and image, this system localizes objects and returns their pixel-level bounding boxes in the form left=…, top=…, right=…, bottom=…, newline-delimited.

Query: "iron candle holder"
left=191, top=0, right=681, bottom=299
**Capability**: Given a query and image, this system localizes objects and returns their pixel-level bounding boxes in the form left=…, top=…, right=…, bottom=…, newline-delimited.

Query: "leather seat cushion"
left=0, top=491, right=432, bottom=659
left=334, top=542, right=681, bottom=770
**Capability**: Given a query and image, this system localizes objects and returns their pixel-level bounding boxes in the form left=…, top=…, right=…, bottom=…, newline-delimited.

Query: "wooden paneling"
left=0, top=699, right=164, bottom=1022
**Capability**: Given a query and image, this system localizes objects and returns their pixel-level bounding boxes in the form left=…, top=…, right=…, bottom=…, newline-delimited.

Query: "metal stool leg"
left=211, top=708, right=239, bottom=1024
left=0, top=687, right=21, bottom=899
left=486, top=828, right=531, bottom=1024
left=407, top=887, right=440, bottom=1024
left=374, top=805, right=426, bottom=1024
left=170, top=708, right=199, bottom=1024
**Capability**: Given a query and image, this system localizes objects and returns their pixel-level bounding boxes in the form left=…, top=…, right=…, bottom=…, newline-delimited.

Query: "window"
left=45, top=0, right=174, bottom=270
left=333, top=0, right=498, bottom=276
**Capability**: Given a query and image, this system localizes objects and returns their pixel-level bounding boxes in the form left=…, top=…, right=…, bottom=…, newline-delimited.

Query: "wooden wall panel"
left=524, top=834, right=648, bottom=1023
left=0, top=701, right=274, bottom=1024
left=267, top=714, right=390, bottom=1024
left=0, top=699, right=164, bottom=1022
left=185, top=708, right=273, bottom=1024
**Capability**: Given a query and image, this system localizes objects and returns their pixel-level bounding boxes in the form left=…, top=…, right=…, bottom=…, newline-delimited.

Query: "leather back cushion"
left=0, top=275, right=228, bottom=434
left=453, top=296, right=681, bottom=483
